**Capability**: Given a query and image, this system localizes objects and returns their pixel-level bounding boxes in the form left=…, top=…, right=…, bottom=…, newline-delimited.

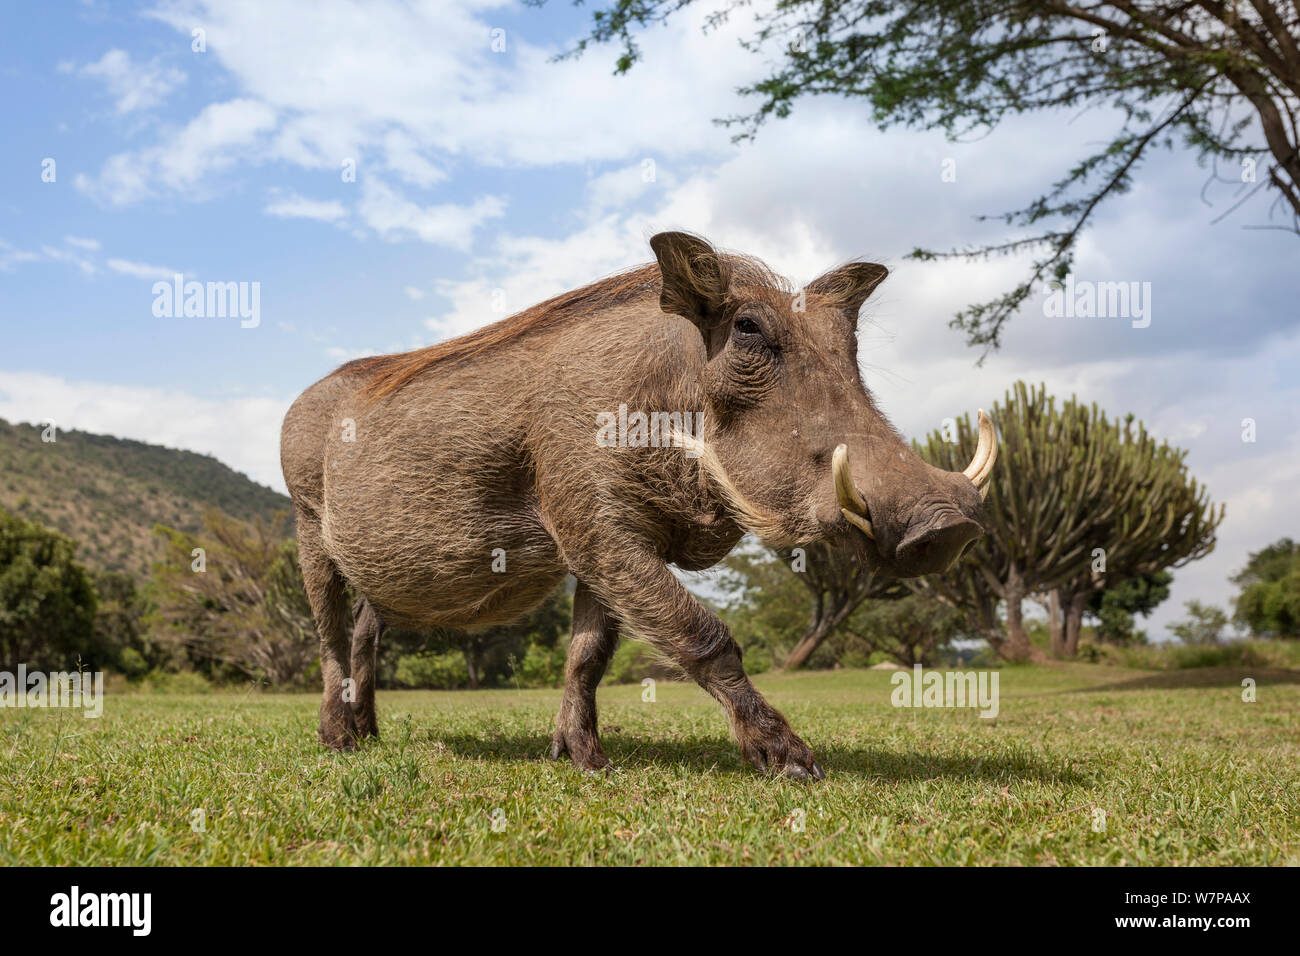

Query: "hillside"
left=0, top=418, right=291, bottom=575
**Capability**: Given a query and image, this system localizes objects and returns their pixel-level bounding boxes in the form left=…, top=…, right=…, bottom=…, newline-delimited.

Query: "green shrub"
left=137, top=669, right=212, bottom=694
left=117, top=647, right=149, bottom=678
left=838, top=650, right=875, bottom=669
left=607, top=641, right=668, bottom=684
left=742, top=643, right=775, bottom=674
left=1165, top=643, right=1235, bottom=668
left=394, top=651, right=469, bottom=689
left=1240, top=640, right=1300, bottom=668
left=512, top=642, right=567, bottom=688
left=1077, top=638, right=1300, bottom=670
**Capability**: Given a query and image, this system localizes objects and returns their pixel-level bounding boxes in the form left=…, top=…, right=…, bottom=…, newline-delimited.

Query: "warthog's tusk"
left=962, top=409, right=999, bottom=499
left=832, top=444, right=874, bottom=539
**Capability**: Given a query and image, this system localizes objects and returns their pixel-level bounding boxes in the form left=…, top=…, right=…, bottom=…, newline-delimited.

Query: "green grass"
left=2, top=664, right=1297, bottom=865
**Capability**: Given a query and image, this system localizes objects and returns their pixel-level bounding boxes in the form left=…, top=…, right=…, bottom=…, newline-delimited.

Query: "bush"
left=838, top=650, right=875, bottom=669
left=148, top=513, right=318, bottom=687
left=0, top=509, right=98, bottom=670
left=606, top=641, right=678, bottom=684
left=1231, top=538, right=1300, bottom=638
left=394, top=651, right=469, bottom=689
left=1076, top=641, right=1124, bottom=665
left=512, top=642, right=567, bottom=688
left=1218, top=640, right=1300, bottom=669
left=1169, top=600, right=1231, bottom=645
left=741, top=642, right=775, bottom=674
left=1166, top=643, right=1240, bottom=668
left=136, top=669, right=213, bottom=694
left=1077, top=638, right=1300, bottom=670
left=117, top=647, right=149, bottom=678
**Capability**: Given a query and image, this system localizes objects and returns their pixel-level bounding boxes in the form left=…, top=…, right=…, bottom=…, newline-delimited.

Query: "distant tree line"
left=0, top=506, right=571, bottom=690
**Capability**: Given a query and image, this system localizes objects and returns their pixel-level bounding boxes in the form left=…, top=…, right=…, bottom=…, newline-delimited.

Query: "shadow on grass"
left=435, top=731, right=1088, bottom=785
left=1050, top=666, right=1300, bottom=695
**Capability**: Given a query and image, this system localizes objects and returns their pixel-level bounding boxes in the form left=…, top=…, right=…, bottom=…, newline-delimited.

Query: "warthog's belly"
left=367, top=564, right=569, bottom=631
left=320, top=491, right=567, bottom=630
left=315, top=394, right=571, bottom=629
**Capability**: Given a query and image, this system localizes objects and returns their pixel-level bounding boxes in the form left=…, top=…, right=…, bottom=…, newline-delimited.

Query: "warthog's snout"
left=831, top=408, right=998, bottom=577
left=894, top=512, right=983, bottom=575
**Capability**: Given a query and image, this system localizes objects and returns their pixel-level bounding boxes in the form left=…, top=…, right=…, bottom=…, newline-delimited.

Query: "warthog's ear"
left=805, top=262, right=888, bottom=319
left=650, top=232, right=729, bottom=332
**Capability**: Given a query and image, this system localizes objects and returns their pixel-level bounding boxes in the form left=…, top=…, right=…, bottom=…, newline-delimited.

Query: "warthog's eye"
left=710, top=310, right=778, bottom=411
left=730, top=315, right=777, bottom=361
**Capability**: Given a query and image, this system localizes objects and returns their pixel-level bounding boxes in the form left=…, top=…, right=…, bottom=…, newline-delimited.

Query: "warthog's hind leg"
left=349, top=596, right=384, bottom=739
left=298, top=517, right=359, bottom=750
left=550, top=581, right=620, bottom=772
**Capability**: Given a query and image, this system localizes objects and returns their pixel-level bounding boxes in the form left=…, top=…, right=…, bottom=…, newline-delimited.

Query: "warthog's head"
left=652, top=232, right=995, bottom=577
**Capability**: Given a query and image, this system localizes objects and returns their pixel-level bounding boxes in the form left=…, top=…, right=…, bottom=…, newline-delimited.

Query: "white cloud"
left=0, top=237, right=186, bottom=283
left=106, top=257, right=181, bottom=281
left=324, top=346, right=380, bottom=363
left=358, top=178, right=505, bottom=248
left=0, top=240, right=41, bottom=272
left=0, top=370, right=290, bottom=492
left=426, top=215, right=652, bottom=341
left=380, top=129, right=446, bottom=188
left=584, top=161, right=671, bottom=215
left=77, top=48, right=185, bottom=113
left=39, top=244, right=97, bottom=276
left=403, top=286, right=426, bottom=301
left=76, top=98, right=277, bottom=205
left=118, top=0, right=757, bottom=193
left=263, top=191, right=348, bottom=222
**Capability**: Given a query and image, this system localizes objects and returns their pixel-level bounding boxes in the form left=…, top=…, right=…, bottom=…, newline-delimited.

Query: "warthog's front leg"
left=690, top=643, right=823, bottom=780
left=550, top=581, right=620, bottom=771
left=578, top=545, right=823, bottom=780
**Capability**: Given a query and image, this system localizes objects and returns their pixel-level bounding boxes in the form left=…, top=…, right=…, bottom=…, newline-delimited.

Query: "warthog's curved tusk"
left=832, top=444, right=874, bottom=539
left=962, top=409, right=999, bottom=499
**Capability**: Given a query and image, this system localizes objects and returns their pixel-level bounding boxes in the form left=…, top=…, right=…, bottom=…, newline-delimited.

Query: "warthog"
left=281, top=232, right=997, bottom=779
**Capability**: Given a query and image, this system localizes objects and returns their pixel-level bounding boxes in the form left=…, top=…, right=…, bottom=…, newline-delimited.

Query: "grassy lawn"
left=1, top=663, right=1296, bottom=865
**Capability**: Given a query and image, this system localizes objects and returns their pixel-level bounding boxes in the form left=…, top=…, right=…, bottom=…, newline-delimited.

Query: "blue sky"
left=0, top=1, right=610, bottom=394
left=1, top=0, right=1297, bottom=640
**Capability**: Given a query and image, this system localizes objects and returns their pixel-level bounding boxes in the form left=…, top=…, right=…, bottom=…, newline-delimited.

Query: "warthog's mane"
left=339, top=253, right=792, bottom=400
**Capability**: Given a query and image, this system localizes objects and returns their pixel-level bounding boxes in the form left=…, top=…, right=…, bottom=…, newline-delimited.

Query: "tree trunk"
left=783, top=621, right=832, bottom=671
left=782, top=597, right=852, bottom=670
left=463, top=649, right=480, bottom=690
left=1000, top=564, right=1043, bottom=661
left=1064, top=590, right=1089, bottom=657
left=1047, top=589, right=1067, bottom=658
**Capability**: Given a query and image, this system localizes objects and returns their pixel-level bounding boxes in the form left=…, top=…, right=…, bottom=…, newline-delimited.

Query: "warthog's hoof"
left=319, top=709, right=360, bottom=751
left=741, top=728, right=825, bottom=781
left=350, top=706, right=379, bottom=740
left=781, top=760, right=826, bottom=782
left=549, top=730, right=611, bottom=774
left=319, top=730, right=357, bottom=752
